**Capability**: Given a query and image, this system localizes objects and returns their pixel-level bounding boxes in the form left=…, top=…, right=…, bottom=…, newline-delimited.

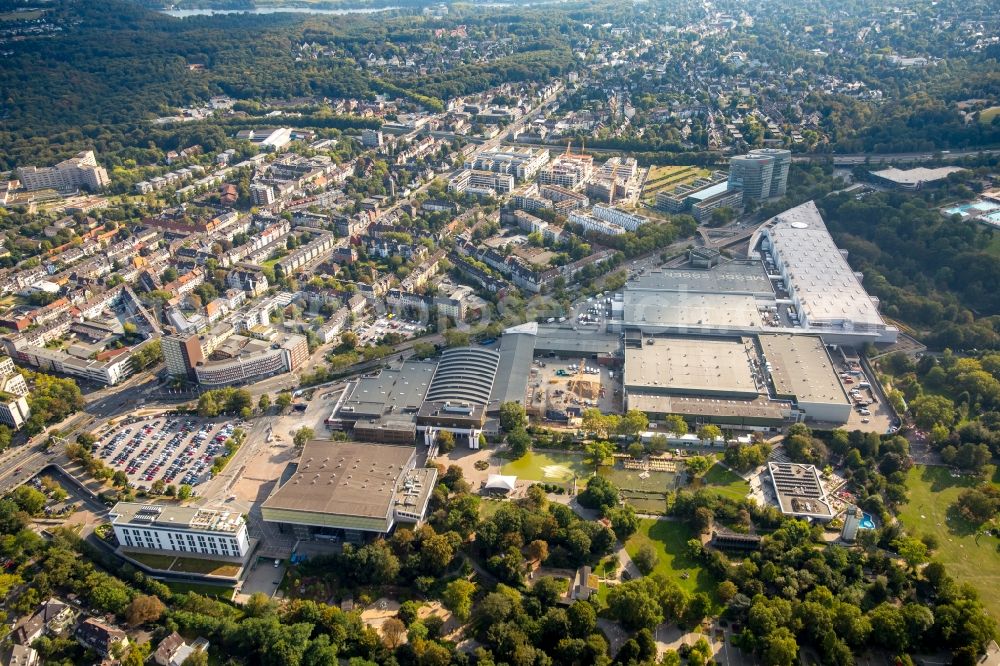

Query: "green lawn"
left=899, top=466, right=1000, bottom=620
left=985, top=232, right=1000, bottom=259
left=500, top=451, right=591, bottom=482
left=479, top=499, right=507, bottom=519
left=699, top=464, right=750, bottom=502
left=165, top=580, right=236, bottom=598
left=625, top=519, right=718, bottom=600
left=170, top=556, right=241, bottom=577
left=126, top=552, right=176, bottom=570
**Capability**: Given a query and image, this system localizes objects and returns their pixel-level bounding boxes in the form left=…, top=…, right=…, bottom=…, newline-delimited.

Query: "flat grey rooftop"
left=763, top=201, right=886, bottom=330
left=758, top=334, right=849, bottom=406
left=491, top=332, right=536, bottom=406
left=630, top=260, right=773, bottom=297
left=624, top=336, right=759, bottom=397
left=623, top=292, right=765, bottom=330
left=338, top=360, right=435, bottom=419
left=262, top=440, right=416, bottom=519
left=626, top=393, right=790, bottom=419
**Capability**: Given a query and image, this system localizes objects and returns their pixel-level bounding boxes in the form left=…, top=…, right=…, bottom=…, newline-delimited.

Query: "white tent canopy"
left=485, top=474, right=517, bottom=492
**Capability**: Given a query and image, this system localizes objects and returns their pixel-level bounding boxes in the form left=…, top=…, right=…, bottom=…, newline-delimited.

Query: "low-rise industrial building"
left=869, top=166, right=965, bottom=191
left=261, top=440, right=436, bottom=539
left=622, top=332, right=850, bottom=427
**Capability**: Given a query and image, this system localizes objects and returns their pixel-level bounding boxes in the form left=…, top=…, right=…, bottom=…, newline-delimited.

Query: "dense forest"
left=818, top=175, right=1000, bottom=351
left=0, top=0, right=573, bottom=169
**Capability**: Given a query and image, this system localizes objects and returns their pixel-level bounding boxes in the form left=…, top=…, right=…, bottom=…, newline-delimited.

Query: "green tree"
left=606, top=578, right=664, bottom=630
left=294, top=427, right=314, bottom=447
left=607, top=505, right=640, bottom=540
left=663, top=414, right=688, bottom=435
left=276, top=392, right=293, bottom=410
left=12, top=486, right=46, bottom=515
left=578, top=475, right=619, bottom=513
left=892, top=536, right=929, bottom=571
left=617, top=409, right=648, bottom=439
left=507, top=426, right=532, bottom=458
left=258, top=393, right=271, bottom=412
left=910, top=394, right=956, bottom=429
left=499, top=401, right=527, bottom=432
left=583, top=440, right=614, bottom=470
left=685, top=456, right=712, bottom=478
left=180, top=650, right=209, bottom=666
left=762, top=627, right=799, bottom=666
left=697, top=424, right=722, bottom=442
left=436, top=429, right=456, bottom=454
left=633, top=543, right=659, bottom=575
left=442, top=579, right=475, bottom=621
left=582, top=408, right=618, bottom=440
left=177, top=484, right=193, bottom=501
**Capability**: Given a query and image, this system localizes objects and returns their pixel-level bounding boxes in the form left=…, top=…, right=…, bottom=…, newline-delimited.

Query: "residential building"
left=110, top=502, right=251, bottom=558
left=448, top=169, right=515, bottom=196
left=592, top=204, right=646, bottom=231
left=192, top=333, right=308, bottom=386
left=472, top=146, right=549, bottom=181
left=250, top=183, right=276, bottom=205
left=76, top=618, right=128, bottom=658
left=17, top=151, right=109, bottom=193
left=568, top=211, right=627, bottom=236
left=226, top=268, right=269, bottom=297
left=361, top=128, right=384, bottom=148
left=4, top=645, right=39, bottom=666
left=537, top=151, right=594, bottom=190
left=162, top=333, right=205, bottom=380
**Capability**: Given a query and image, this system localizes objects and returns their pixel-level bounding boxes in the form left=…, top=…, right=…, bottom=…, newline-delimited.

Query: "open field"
left=979, top=106, right=1000, bottom=124
left=500, top=450, right=591, bottom=482
left=624, top=519, right=718, bottom=599
left=698, top=464, right=750, bottom=502
left=898, top=465, right=1000, bottom=620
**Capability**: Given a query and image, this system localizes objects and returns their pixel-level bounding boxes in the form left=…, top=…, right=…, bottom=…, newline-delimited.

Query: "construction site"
left=524, top=356, right=620, bottom=422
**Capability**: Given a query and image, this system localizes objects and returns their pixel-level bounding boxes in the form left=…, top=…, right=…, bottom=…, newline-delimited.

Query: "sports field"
left=898, top=465, right=1000, bottom=619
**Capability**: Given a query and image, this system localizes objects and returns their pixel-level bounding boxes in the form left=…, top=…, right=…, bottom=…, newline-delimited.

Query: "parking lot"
left=94, top=416, right=238, bottom=491
left=356, top=315, right=428, bottom=345
left=835, top=360, right=895, bottom=433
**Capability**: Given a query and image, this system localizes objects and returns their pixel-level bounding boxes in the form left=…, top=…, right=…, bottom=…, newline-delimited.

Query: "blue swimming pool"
left=943, top=201, right=1000, bottom=218
left=860, top=513, right=876, bottom=530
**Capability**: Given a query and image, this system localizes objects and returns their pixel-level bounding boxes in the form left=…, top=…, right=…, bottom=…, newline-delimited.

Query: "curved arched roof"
left=424, top=347, right=500, bottom=405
